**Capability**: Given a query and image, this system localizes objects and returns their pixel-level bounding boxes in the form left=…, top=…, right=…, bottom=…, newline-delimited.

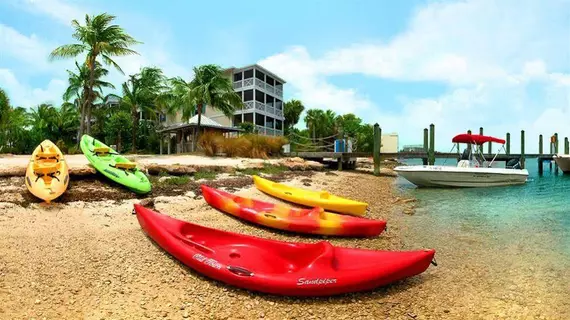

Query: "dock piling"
left=373, top=124, right=381, bottom=176
left=337, top=131, right=344, bottom=171
left=429, top=124, right=435, bottom=165
left=520, top=130, right=525, bottom=169
left=506, top=133, right=511, bottom=155
left=423, top=128, right=429, bottom=165
left=479, top=127, right=484, bottom=154
left=565, top=137, right=569, bottom=154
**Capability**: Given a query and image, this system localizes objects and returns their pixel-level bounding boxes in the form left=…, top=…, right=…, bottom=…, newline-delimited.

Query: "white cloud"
left=0, top=69, right=66, bottom=107
left=14, top=0, right=84, bottom=26
left=259, top=0, right=570, bottom=153
left=0, top=24, right=53, bottom=71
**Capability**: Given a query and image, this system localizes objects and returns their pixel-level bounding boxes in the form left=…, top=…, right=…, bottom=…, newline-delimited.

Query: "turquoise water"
left=396, top=157, right=570, bottom=255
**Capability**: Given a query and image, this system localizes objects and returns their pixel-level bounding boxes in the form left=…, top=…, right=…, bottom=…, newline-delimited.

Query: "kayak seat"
left=114, top=162, right=137, bottom=170
left=36, top=151, right=60, bottom=162
left=93, top=147, right=111, bottom=155
left=33, top=163, right=60, bottom=183
left=294, top=241, right=335, bottom=270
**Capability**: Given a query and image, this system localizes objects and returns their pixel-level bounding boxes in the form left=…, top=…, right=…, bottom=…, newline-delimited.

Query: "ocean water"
left=395, top=158, right=570, bottom=254
left=393, top=157, right=570, bottom=315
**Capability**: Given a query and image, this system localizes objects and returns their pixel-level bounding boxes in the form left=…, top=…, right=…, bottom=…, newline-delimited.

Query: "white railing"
left=243, top=78, right=254, bottom=87
left=275, top=109, right=283, bottom=118
left=265, top=84, right=275, bottom=93
left=255, top=79, right=265, bottom=89
left=233, top=81, right=243, bottom=89
left=254, top=101, right=265, bottom=111
left=266, top=128, right=275, bottom=136
left=275, top=129, right=283, bottom=136
left=243, top=101, right=254, bottom=110
left=266, top=106, right=275, bottom=115
left=256, top=125, right=266, bottom=135
left=275, top=86, right=283, bottom=96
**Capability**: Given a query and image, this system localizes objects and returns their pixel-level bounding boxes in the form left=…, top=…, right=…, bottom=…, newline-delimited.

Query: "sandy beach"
left=0, top=167, right=567, bottom=319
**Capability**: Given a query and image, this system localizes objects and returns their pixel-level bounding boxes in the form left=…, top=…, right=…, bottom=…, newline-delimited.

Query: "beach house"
left=156, top=64, right=286, bottom=154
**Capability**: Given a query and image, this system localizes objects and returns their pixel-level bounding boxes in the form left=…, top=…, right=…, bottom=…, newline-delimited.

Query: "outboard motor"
left=506, top=158, right=521, bottom=169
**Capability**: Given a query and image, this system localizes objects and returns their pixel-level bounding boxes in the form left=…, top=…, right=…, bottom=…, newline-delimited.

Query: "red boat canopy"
left=452, top=134, right=505, bottom=145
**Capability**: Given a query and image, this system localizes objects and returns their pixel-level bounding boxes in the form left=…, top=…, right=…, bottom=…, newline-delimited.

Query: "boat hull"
left=553, top=154, right=570, bottom=173
left=394, top=165, right=528, bottom=188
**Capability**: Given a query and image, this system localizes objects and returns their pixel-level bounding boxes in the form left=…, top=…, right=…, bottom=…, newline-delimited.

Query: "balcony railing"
left=233, top=79, right=283, bottom=97
left=254, top=101, right=265, bottom=111
left=243, top=101, right=254, bottom=110
left=256, top=125, right=266, bottom=135
left=275, top=109, right=283, bottom=118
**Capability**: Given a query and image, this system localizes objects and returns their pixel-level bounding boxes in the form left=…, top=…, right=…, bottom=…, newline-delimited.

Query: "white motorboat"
left=553, top=154, right=570, bottom=173
left=394, top=133, right=529, bottom=188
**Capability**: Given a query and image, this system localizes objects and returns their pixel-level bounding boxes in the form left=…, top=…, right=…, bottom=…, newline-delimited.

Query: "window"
left=233, top=114, right=242, bottom=126
left=235, top=90, right=243, bottom=101
left=255, top=70, right=265, bottom=81
left=276, top=119, right=283, bottom=130
left=265, top=95, right=274, bottom=107
left=275, top=99, right=283, bottom=110
left=159, top=113, right=166, bottom=122
left=244, top=89, right=253, bottom=101
left=275, top=81, right=282, bottom=87
left=255, top=90, right=264, bottom=103
left=255, top=113, right=264, bottom=126
left=266, top=116, right=274, bottom=129
left=266, top=76, right=274, bottom=86
left=244, top=69, right=253, bottom=79
left=244, top=113, right=253, bottom=123
left=233, top=72, right=242, bottom=81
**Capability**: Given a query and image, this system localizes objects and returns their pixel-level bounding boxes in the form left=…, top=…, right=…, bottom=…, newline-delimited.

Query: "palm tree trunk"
left=86, top=56, right=96, bottom=135
left=77, top=98, right=85, bottom=142
left=132, top=105, right=138, bottom=153
left=193, top=104, right=202, bottom=152
left=117, top=130, right=122, bottom=153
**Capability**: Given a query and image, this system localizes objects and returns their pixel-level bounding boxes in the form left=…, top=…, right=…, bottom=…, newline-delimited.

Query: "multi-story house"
left=159, top=64, right=286, bottom=136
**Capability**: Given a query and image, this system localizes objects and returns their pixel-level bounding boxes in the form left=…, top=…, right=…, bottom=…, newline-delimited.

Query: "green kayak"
left=80, top=134, right=151, bottom=194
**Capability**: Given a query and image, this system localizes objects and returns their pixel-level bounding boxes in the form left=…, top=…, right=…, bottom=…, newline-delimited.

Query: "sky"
left=0, top=0, right=569, bottom=152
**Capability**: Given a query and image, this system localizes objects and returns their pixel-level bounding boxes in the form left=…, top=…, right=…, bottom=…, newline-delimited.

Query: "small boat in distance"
left=553, top=154, right=570, bottom=173
left=394, top=133, right=529, bottom=188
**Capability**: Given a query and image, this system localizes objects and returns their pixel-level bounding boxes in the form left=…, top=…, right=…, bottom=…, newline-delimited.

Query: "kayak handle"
left=227, top=266, right=254, bottom=277
left=431, top=257, right=438, bottom=267
left=284, top=192, right=292, bottom=196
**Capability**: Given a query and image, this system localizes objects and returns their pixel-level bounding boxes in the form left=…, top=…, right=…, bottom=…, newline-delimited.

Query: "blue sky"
left=1, top=0, right=569, bottom=152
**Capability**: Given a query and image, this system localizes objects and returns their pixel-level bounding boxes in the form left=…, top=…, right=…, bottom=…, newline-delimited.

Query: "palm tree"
left=0, top=88, right=9, bottom=124
left=49, top=13, right=140, bottom=135
left=63, top=61, right=114, bottom=139
left=120, top=67, right=166, bottom=152
left=283, top=99, right=304, bottom=134
left=169, top=64, right=242, bottom=151
left=304, top=109, right=324, bottom=143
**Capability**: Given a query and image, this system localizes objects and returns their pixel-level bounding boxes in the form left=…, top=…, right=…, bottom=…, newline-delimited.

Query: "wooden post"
left=373, top=124, right=381, bottom=176
left=520, top=130, right=525, bottom=169
left=539, top=134, right=543, bottom=154
left=429, top=124, right=435, bottom=165
left=565, top=137, right=569, bottom=154
left=337, top=131, right=344, bottom=171
left=538, top=134, right=544, bottom=175
left=467, top=130, right=472, bottom=154
left=159, top=136, right=163, bottom=155
left=423, top=129, right=428, bottom=152
left=555, top=133, right=559, bottom=154
left=479, top=127, right=484, bottom=154
left=506, top=133, right=511, bottom=155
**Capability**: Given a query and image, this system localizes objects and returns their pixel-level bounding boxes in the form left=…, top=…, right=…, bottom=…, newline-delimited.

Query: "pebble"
left=183, top=311, right=189, bottom=318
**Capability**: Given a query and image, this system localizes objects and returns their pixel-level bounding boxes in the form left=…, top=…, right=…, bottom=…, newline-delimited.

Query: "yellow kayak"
left=252, top=175, right=368, bottom=216
left=25, top=140, right=69, bottom=203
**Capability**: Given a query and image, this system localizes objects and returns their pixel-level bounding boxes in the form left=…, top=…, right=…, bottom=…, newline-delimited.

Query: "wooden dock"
left=286, top=123, right=562, bottom=175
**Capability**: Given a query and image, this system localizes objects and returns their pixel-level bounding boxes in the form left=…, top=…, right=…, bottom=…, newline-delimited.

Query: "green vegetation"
left=193, top=171, right=218, bottom=180
left=162, top=175, right=191, bottom=185
left=0, top=12, right=376, bottom=156
left=238, top=164, right=288, bottom=176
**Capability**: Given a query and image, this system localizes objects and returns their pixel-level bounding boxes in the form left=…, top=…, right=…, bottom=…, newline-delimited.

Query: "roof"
left=157, top=115, right=243, bottom=133
left=452, top=134, right=505, bottom=145
left=224, top=64, right=287, bottom=84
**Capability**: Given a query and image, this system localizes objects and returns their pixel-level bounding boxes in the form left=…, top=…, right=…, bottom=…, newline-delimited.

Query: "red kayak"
left=134, top=204, right=436, bottom=296
left=201, top=185, right=386, bottom=237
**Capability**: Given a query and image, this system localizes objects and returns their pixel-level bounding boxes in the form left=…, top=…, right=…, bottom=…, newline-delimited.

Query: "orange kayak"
left=201, top=185, right=386, bottom=237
